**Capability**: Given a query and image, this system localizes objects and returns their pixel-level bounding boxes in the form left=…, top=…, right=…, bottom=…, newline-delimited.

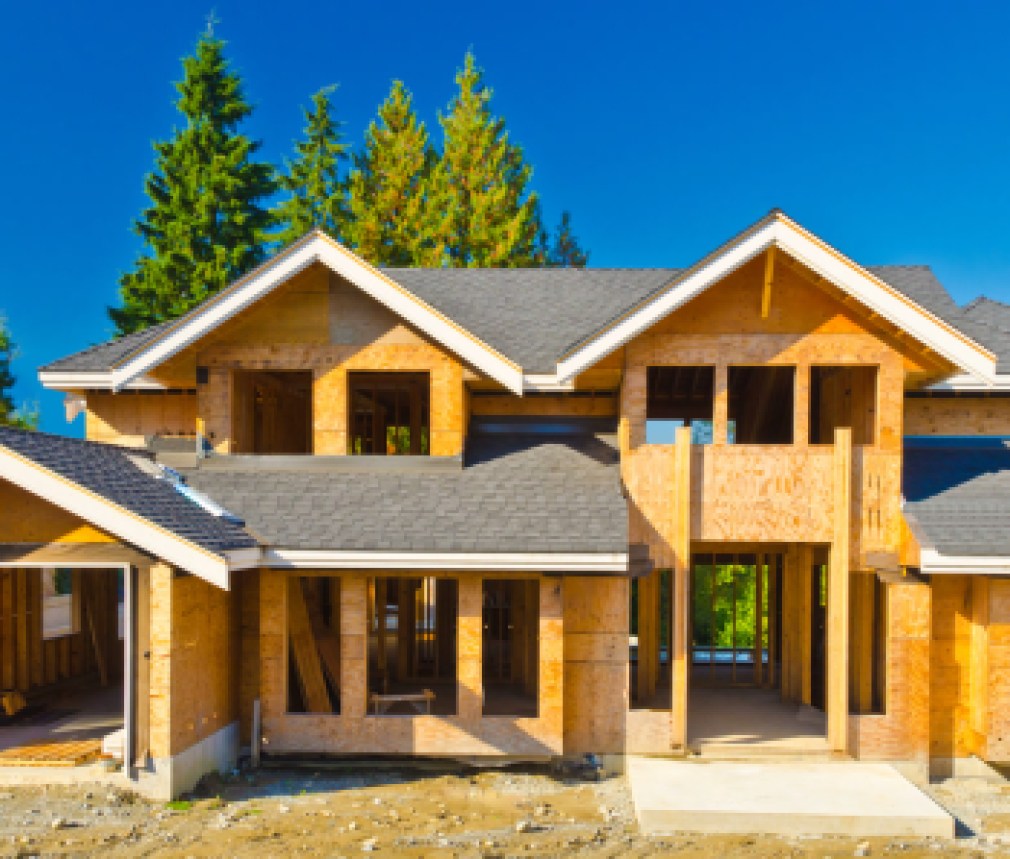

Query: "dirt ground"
left=1, top=763, right=1010, bottom=857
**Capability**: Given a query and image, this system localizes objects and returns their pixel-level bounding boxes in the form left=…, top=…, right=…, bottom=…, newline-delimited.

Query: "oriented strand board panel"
left=470, top=392, right=618, bottom=418
left=85, top=391, right=196, bottom=447
left=153, top=265, right=471, bottom=457
left=148, top=565, right=238, bottom=759
left=986, top=579, right=1010, bottom=761
left=0, top=480, right=116, bottom=544
left=258, top=569, right=564, bottom=757
left=905, top=397, right=1010, bottom=436
left=563, top=576, right=628, bottom=754
left=848, top=581, right=931, bottom=762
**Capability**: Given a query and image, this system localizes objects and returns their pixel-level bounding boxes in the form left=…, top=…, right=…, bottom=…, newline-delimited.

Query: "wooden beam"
left=828, top=427, right=852, bottom=752
left=761, top=246, right=776, bottom=319
left=671, top=425, right=692, bottom=750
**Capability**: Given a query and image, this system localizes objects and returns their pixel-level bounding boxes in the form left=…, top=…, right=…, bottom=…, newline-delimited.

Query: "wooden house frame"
left=2, top=211, right=1008, bottom=796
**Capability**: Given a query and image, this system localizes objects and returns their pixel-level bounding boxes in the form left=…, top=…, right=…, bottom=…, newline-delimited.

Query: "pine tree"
left=347, top=81, right=436, bottom=266
left=428, top=53, right=539, bottom=268
left=0, top=320, right=37, bottom=430
left=548, top=211, right=589, bottom=267
left=110, top=31, right=276, bottom=336
left=275, top=85, right=349, bottom=246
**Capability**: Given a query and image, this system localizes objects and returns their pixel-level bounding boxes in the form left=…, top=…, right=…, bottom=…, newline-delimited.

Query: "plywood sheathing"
left=148, top=564, right=237, bottom=759
left=848, top=579, right=930, bottom=763
left=620, top=255, right=905, bottom=569
left=142, top=265, right=468, bottom=457
left=0, top=481, right=117, bottom=545
left=85, top=391, right=197, bottom=448
left=985, top=579, right=1010, bottom=761
left=563, top=575, right=628, bottom=754
left=905, top=396, right=1010, bottom=436
left=259, top=570, right=563, bottom=757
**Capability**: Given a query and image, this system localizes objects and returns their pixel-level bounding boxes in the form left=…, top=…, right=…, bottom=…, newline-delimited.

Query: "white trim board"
left=552, top=213, right=997, bottom=387
left=264, top=548, right=629, bottom=573
left=94, top=232, right=523, bottom=395
left=919, top=548, right=1010, bottom=576
left=0, top=443, right=247, bottom=589
left=927, top=373, right=1010, bottom=393
left=38, top=373, right=168, bottom=392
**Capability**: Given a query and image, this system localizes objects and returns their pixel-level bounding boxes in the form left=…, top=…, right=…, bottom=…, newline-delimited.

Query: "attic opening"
left=232, top=370, right=313, bottom=455
left=646, top=366, right=715, bottom=444
left=349, top=372, right=430, bottom=456
left=809, top=365, right=877, bottom=446
left=728, top=366, right=795, bottom=444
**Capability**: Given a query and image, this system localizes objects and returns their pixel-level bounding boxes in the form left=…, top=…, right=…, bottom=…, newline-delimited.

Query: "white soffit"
left=553, top=214, right=997, bottom=386
left=104, top=233, right=524, bottom=395
left=920, top=548, right=1010, bottom=576
left=0, top=444, right=237, bottom=589
left=265, top=549, right=629, bottom=573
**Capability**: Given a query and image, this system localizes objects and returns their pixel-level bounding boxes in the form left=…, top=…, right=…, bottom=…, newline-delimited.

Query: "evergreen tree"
left=0, top=320, right=37, bottom=430
left=346, top=80, right=435, bottom=266
left=110, top=31, right=276, bottom=335
left=428, top=53, right=539, bottom=268
left=547, top=211, right=589, bottom=267
left=275, top=85, right=349, bottom=246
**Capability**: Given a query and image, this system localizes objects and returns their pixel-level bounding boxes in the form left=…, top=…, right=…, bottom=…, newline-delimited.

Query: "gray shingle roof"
left=0, top=427, right=257, bottom=554
left=904, top=438, right=1010, bottom=556
left=960, top=297, right=1010, bottom=372
left=42, top=263, right=976, bottom=377
left=181, top=433, right=627, bottom=554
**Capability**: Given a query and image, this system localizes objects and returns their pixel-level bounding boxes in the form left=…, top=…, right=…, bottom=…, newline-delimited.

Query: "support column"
left=712, top=364, right=729, bottom=445
left=457, top=577, right=483, bottom=722
left=339, top=574, right=368, bottom=719
left=671, top=425, right=692, bottom=749
left=828, top=426, right=852, bottom=753
left=637, top=571, right=657, bottom=701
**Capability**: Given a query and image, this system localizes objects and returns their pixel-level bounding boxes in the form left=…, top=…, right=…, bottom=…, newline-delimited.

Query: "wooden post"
left=713, top=365, right=729, bottom=445
left=671, top=426, right=692, bottom=749
left=851, top=573, right=875, bottom=713
left=376, top=578, right=387, bottom=691
left=828, top=426, right=852, bottom=753
left=767, top=555, right=777, bottom=689
left=799, top=545, right=813, bottom=707
left=637, top=571, right=657, bottom=701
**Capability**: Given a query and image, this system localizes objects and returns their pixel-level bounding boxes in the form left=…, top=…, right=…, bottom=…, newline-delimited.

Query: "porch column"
left=671, top=425, right=692, bottom=750
left=828, top=427, right=852, bottom=752
left=457, top=577, right=483, bottom=722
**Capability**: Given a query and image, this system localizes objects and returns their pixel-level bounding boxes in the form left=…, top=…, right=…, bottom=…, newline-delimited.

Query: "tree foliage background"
left=111, top=35, right=588, bottom=335
left=0, top=320, right=37, bottom=429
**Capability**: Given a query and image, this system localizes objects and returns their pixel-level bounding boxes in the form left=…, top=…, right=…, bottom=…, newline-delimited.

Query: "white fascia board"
left=920, top=548, right=1010, bottom=575
left=107, top=234, right=524, bottom=395
left=523, top=374, right=575, bottom=392
left=38, top=372, right=167, bottom=392
left=0, top=445, right=232, bottom=589
left=225, top=547, right=263, bottom=572
left=772, top=220, right=997, bottom=384
left=554, top=217, right=997, bottom=386
left=927, top=373, right=1010, bottom=392
left=264, top=549, right=629, bottom=573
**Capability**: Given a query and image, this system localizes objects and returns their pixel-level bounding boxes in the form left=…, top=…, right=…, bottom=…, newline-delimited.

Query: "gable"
left=0, top=479, right=117, bottom=545
left=94, top=232, right=524, bottom=394
left=553, top=212, right=996, bottom=387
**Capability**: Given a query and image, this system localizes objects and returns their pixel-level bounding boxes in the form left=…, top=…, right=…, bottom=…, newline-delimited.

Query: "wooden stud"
left=286, top=577, right=331, bottom=714
left=761, top=246, right=776, bottom=319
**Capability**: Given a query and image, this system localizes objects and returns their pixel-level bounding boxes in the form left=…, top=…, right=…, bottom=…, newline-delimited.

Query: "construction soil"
left=0, top=763, right=1009, bottom=857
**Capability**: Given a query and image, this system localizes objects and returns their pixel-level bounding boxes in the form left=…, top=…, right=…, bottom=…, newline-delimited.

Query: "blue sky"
left=4, top=1, right=1010, bottom=433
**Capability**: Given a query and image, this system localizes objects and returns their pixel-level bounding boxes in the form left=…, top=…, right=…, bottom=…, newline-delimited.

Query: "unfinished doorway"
left=482, top=580, right=538, bottom=717
left=232, top=370, right=313, bottom=454
left=0, top=567, right=124, bottom=766
left=367, top=577, right=457, bottom=716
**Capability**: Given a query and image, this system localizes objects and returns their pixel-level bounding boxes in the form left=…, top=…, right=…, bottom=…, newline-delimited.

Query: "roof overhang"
left=919, top=548, right=1010, bottom=576
left=0, top=443, right=258, bottom=589
left=38, top=372, right=169, bottom=392
left=927, top=373, right=1010, bottom=393
left=264, top=548, right=629, bottom=574
left=66, top=231, right=523, bottom=396
left=547, top=212, right=998, bottom=387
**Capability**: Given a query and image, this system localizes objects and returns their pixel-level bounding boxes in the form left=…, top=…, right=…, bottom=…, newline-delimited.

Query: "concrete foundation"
left=627, top=757, right=954, bottom=837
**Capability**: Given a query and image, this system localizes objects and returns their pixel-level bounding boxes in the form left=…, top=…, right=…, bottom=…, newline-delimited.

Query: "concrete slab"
left=627, top=757, right=954, bottom=837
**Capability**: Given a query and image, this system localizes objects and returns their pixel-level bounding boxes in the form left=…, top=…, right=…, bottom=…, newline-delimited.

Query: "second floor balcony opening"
left=646, top=365, right=715, bottom=444
left=348, top=372, right=430, bottom=456
left=232, top=370, right=313, bottom=454
left=809, top=365, right=878, bottom=446
left=728, top=366, right=795, bottom=444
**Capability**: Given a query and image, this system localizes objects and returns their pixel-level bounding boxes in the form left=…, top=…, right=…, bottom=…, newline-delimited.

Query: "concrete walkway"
left=627, top=757, right=954, bottom=837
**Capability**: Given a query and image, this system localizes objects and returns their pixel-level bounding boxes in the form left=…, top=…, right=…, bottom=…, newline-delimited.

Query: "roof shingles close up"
left=0, top=427, right=257, bottom=554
